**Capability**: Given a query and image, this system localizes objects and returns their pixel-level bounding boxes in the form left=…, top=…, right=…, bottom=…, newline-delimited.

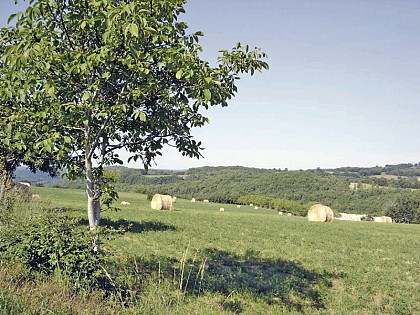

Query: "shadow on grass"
left=115, top=248, right=338, bottom=313
left=78, top=217, right=176, bottom=233
left=191, top=248, right=333, bottom=312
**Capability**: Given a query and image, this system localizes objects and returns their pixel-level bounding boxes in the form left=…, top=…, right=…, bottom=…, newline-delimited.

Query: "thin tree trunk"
left=0, top=168, right=11, bottom=201
left=86, top=156, right=101, bottom=252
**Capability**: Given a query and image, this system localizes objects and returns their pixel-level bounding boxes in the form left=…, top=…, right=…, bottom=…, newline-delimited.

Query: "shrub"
left=0, top=214, right=106, bottom=290
left=384, top=193, right=420, bottom=224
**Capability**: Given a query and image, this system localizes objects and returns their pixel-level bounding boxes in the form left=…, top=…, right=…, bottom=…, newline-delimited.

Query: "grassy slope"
left=23, top=187, right=420, bottom=314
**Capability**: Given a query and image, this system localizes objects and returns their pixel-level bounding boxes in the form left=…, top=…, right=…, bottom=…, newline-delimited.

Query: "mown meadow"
left=1, top=186, right=419, bottom=314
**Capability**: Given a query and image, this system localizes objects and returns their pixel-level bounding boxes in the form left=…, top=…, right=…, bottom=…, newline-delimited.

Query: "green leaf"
left=129, top=23, right=139, bottom=37
left=47, top=86, right=56, bottom=98
left=134, top=110, right=146, bottom=122
left=144, top=26, right=156, bottom=33
left=101, top=72, right=111, bottom=79
left=203, top=89, right=211, bottom=101
left=82, top=91, right=91, bottom=101
left=176, top=69, right=183, bottom=79
left=7, top=13, right=16, bottom=24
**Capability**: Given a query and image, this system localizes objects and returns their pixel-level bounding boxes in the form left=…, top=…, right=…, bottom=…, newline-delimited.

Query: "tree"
left=2, top=0, right=268, bottom=250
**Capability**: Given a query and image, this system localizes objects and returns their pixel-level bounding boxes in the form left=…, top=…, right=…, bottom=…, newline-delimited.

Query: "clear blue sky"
left=2, top=0, right=420, bottom=170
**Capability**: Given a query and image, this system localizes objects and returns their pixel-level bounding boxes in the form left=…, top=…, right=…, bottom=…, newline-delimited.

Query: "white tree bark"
left=0, top=168, right=11, bottom=201
left=86, top=156, right=101, bottom=252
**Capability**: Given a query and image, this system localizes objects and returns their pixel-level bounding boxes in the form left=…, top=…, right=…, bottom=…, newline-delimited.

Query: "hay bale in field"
left=13, top=182, right=32, bottom=202
left=254, top=206, right=259, bottom=210
left=32, top=194, right=40, bottom=200
left=151, top=194, right=173, bottom=210
left=373, top=216, right=383, bottom=222
left=236, top=205, right=241, bottom=208
left=287, top=213, right=292, bottom=216
left=307, top=204, right=334, bottom=222
left=337, top=213, right=366, bottom=221
left=121, top=201, right=130, bottom=205
left=381, top=216, right=393, bottom=223
left=249, top=203, right=253, bottom=207
left=172, top=196, right=177, bottom=203
left=191, top=198, right=196, bottom=203
left=203, top=199, right=209, bottom=203
left=219, top=208, right=225, bottom=212
left=278, top=211, right=283, bottom=215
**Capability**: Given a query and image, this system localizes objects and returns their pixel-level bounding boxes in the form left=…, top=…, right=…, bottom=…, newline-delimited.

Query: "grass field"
left=2, top=186, right=420, bottom=314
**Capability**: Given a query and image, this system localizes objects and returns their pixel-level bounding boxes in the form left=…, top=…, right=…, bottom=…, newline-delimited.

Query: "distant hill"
left=14, top=166, right=65, bottom=186
left=14, top=162, right=420, bottom=187
left=13, top=165, right=184, bottom=187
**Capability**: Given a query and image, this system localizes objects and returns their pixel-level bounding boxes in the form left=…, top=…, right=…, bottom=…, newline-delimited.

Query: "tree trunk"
left=86, top=157, right=101, bottom=252
left=0, top=168, right=11, bottom=201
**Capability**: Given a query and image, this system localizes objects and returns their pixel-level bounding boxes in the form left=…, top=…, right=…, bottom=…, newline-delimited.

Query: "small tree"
left=2, top=0, right=268, bottom=250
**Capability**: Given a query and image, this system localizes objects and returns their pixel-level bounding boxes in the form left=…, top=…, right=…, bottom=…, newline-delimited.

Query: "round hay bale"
left=172, top=196, right=177, bottom=203
left=191, top=198, right=196, bottom=203
left=219, top=208, right=225, bottom=212
left=151, top=194, right=173, bottom=210
left=12, top=182, right=32, bottom=202
left=381, top=216, right=393, bottom=223
left=307, top=204, right=334, bottom=222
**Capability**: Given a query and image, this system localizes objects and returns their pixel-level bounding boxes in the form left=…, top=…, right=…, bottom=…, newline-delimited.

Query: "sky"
left=1, top=0, right=420, bottom=170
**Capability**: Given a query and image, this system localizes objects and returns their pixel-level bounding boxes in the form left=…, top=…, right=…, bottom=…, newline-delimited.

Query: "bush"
left=0, top=214, right=106, bottom=290
left=384, top=193, right=420, bottom=224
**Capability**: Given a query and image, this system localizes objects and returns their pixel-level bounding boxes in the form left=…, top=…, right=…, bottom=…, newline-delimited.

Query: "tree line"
left=110, top=165, right=420, bottom=223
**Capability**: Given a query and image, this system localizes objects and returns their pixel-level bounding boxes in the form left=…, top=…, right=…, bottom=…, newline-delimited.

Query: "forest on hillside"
left=113, top=164, right=420, bottom=223
left=16, top=163, right=420, bottom=223
left=115, top=166, right=416, bottom=218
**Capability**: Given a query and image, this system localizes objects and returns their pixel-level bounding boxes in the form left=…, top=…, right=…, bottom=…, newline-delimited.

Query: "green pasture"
left=18, top=187, right=420, bottom=314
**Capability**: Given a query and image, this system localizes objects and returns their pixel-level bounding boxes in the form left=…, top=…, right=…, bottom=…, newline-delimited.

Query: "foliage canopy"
left=0, top=0, right=268, bottom=233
